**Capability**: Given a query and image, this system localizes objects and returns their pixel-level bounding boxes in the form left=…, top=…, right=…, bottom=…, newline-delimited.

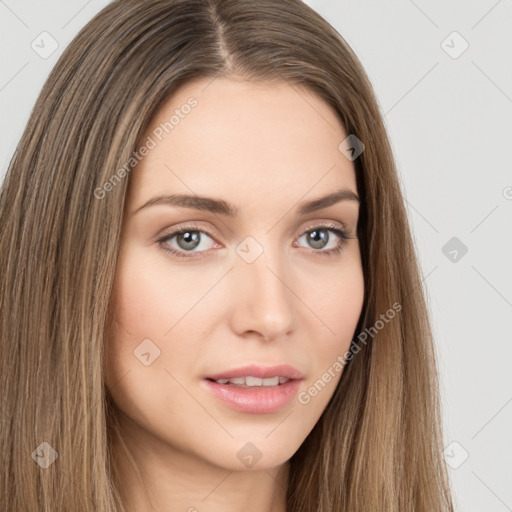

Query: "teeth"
left=214, top=376, right=290, bottom=386
left=246, top=376, right=263, bottom=386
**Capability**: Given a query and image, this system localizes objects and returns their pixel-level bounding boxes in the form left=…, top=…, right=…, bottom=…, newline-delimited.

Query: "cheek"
left=296, top=256, right=364, bottom=409
left=110, top=246, right=214, bottom=339
left=113, top=254, right=176, bottom=332
left=103, top=247, right=218, bottom=436
left=105, top=247, right=184, bottom=384
left=306, top=254, right=365, bottom=349
left=105, top=245, right=228, bottom=387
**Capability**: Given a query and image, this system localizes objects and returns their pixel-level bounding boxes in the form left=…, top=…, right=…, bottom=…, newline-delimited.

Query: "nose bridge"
left=232, top=235, right=295, bottom=338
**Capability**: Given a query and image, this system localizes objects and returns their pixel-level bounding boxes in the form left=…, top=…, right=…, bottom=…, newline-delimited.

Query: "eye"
left=157, top=224, right=218, bottom=259
left=294, top=222, right=351, bottom=257
left=157, top=222, right=353, bottom=259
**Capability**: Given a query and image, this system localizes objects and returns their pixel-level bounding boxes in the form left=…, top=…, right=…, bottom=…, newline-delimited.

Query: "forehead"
left=127, top=77, right=357, bottom=213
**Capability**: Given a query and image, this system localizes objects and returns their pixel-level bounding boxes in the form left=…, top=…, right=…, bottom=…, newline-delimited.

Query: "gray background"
left=1, top=1, right=511, bottom=510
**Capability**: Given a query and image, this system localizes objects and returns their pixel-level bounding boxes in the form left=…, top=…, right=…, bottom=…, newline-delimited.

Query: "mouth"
left=202, top=364, right=303, bottom=414
left=205, top=376, right=292, bottom=387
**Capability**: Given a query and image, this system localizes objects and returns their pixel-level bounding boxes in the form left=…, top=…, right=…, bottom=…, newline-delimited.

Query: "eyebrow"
left=134, top=187, right=360, bottom=216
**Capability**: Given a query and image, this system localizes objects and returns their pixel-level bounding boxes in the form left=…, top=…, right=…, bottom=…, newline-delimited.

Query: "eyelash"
left=157, top=222, right=352, bottom=260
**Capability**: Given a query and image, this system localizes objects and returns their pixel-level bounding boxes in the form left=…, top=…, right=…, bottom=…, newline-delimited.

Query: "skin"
left=105, top=76, right=365, bottom=512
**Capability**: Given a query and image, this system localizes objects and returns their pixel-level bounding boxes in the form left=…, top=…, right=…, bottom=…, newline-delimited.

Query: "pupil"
left=309, top=229, right=328, bottom=249
left=178, top=231, right=200, bottom=250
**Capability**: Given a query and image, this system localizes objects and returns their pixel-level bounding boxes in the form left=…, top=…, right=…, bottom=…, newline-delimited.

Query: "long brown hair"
left=0, top=0, right=454, bottom=510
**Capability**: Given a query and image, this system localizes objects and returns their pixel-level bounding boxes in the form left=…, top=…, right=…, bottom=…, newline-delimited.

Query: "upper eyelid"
left=158, top=220, right=349, bottom=240
left=157, top=220, right=352, bottom=249
left=299, top=220, right=348, bottom=233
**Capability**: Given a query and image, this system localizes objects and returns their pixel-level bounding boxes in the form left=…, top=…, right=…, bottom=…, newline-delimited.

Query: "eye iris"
left=308, top=229, right=328, bottom=249
left=177, top=231, right=201, bottom=250
left=169, top=227, right=336, bottom=254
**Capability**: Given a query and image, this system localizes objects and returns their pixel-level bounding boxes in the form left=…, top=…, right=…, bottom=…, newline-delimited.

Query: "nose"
left=229, top=245, right=296, bottom=342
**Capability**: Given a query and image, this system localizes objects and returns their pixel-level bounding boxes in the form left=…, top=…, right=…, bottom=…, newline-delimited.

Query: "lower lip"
left=202, top=379, right=302, bottom=414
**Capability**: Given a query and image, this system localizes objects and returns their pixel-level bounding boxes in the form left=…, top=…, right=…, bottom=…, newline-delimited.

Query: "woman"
left=0, top=0, right=454, bottom=510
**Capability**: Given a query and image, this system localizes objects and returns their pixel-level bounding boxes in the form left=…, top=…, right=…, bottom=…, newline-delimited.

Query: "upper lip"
left=206, top=364, right=303, bottom=381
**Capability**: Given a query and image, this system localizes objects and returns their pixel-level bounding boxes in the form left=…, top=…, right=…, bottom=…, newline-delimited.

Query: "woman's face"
left=105, top=77, right=364, bottom=472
